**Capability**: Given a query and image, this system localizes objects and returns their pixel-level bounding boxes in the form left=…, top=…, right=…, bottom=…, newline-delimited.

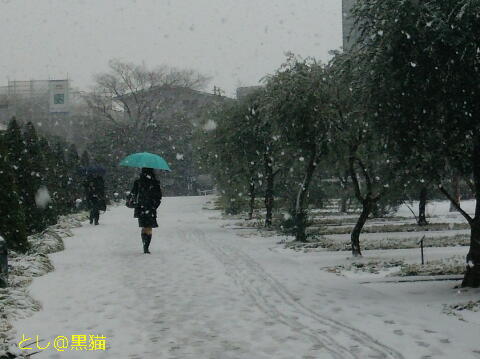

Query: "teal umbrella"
left=119, top=152, right=171, bottom=171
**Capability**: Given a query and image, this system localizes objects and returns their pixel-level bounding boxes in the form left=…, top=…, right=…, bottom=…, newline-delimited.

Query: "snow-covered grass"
left=443, top=300, right=480, bottom=322
left=209, top=198, right=474, bottom=283
left=311, top=222, right=470, bottom=235
left=0, top=211, right=88, bottom=358
left=396, top=256, right=466, bottom=277
left=324, top=258, right=404, bottom=276
left=205, top=197, right=480, bottom=357
left=286, top=233, right=470, bottom=252
left=323, top=255, right=466, bottom=278
left=213, top=197, right=480, bottom=329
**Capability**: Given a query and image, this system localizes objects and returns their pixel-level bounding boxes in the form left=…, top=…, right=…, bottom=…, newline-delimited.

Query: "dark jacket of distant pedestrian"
left=84, top=175, right=106, bottom=225
left=130, top=168, right=162, bottom=228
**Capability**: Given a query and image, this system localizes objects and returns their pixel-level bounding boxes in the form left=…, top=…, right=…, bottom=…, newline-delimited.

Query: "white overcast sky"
left=0, top=0, right=342, bottom=97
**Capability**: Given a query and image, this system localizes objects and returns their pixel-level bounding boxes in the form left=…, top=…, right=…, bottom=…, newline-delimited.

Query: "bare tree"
left=84, top=59, right=210, bottom=130
left=83, top=59, right=212, bottom=196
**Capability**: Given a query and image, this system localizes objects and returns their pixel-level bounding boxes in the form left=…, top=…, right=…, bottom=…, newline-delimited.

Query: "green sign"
left=54, top=94, right=65, bottom=105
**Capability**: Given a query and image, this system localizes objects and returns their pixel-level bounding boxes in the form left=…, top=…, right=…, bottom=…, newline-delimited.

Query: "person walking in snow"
left=129, top=167, right=162, bottom=254
left=84, top=174, right=106, bottom=225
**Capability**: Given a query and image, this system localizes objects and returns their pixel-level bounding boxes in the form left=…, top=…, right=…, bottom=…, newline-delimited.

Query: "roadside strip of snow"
left=0, top=211, right=89, bottom=358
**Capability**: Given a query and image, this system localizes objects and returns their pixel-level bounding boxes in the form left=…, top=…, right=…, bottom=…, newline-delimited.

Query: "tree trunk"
left=294, top=148, right=317, bottom=242
left=338, top=174, right=349, bottom=213
left=351, top=199, right=372, bottom=256
left=370, top=202, right=382, bottom=217
left=418, top=186, right=428, bottom=226
left=462, top=218, right=480, bottom=287
left=339, top=197, right=348, bottom=213
left=264, top=153, right=274, bottom=227
left=449, top=176, right=461, bottom=212
left=248, top=181, right=255, bottom=220
left=462, top=136, right=480, bottom=287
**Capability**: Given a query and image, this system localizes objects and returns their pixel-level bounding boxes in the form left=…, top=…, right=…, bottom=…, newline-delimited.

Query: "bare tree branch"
left=86, top=59, right=210, bottom=132
left=438, top=184, right=473, bottom=224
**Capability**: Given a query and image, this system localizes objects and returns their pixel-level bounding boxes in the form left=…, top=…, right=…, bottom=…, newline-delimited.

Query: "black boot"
left=141, top=233, right=151, bottom=254
left=145, top=234, right=152, bottom=254
left=94, top=210, right=99, bottom=225
left=89, top=210, right=94, bottom=224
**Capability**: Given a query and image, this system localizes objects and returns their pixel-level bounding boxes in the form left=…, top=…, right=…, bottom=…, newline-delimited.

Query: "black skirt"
left=137, top=213, right=158, bottom=228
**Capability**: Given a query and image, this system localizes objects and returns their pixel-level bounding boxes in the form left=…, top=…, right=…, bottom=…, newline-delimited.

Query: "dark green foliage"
left=280, top=209, right=312, bottom=239
left=4, top=118, right=27, bottom=193
left=195, top=91, right=267, bottom=217
left=262, top=55, right=333, bottom=241
left=0, top=133, right=29, bottom=253
left=352, top=0, right=480, bottom=285
left=65, top=144, right=82, bottom=209
left=80, top=150, right=90, bottom=167
left=38, top=137, right=59, bottom=226
left=1, top=118, right=84, bottom=249
left=22, top=122, right=46, bottom=232
left=51, top=141, right=72, bottom=214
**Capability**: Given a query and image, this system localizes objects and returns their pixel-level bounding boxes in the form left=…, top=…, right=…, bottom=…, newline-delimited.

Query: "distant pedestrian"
left=84, top=174, right=106, bottom=225
left=128, top=167, right=162, bottom=254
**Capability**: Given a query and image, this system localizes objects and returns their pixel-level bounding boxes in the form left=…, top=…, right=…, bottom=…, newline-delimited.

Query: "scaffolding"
left=0, top=79, right=70, bottom=124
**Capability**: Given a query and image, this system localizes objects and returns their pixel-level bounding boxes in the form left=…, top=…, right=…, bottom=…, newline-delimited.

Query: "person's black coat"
left=131, top=173, right=162, bottom=219
left=84, top=175, right=106, bottom=211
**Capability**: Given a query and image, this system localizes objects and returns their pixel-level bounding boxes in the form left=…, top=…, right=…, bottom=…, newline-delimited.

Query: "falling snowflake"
left=203, top=120, right=217, bottom=131
left=35, top=186, right=51, bottom=209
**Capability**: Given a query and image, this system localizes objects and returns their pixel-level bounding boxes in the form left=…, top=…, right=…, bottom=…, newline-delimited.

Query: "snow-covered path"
left=13, top=197, right=480, bottom=358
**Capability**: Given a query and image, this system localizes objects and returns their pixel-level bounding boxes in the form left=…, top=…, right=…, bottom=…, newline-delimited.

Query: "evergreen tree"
left=197, top=101, right=258, bottom=215
left=263, top=55, right=333, bottom=242
left=80, top=149, right=90, bottom=167
left=65, top=143, right=82, bottom=210
left=23, top=122, right=47, bottom=232
left=4, top=118, right=27, bottom=191
left=52, top=141, right=71, bottom=214
left=38, top=137, right=59, bottom=226
left=327, top=50, right=407, bottom=255
left=0, top=134, right=29, bottom=253
left=353, top=0, right=480, bottom=286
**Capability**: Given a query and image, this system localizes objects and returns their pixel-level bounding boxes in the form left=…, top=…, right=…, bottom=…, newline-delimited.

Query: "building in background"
left=236, top=86, right=263, bottom=100
left=0, top=79, right=70, bottom=121
left=0, top=79, right=93, bottom=144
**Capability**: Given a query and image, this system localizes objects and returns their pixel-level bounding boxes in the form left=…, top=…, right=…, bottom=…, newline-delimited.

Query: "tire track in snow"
left=187, top=228, right=404, bottom=359
left=233, top=249, right=404, bottom=359
left=182, top=229, right=350, bottom=359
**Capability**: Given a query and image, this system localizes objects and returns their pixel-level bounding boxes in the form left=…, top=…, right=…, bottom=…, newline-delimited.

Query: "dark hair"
left=141, top=167, right=156, bottom=180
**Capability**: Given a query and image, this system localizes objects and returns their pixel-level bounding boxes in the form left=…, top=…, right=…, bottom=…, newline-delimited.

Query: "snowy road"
left=13, top=197, right=480, bottom=358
